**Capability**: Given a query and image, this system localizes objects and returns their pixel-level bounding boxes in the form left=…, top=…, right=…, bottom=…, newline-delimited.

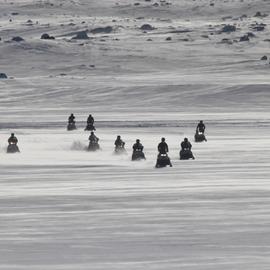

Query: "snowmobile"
left=114, top=143, right=127, bottom=155
left=87, top=139, right=100, bottom=152
left=84, top=123, right=96, bottom=131
left=67, top=121, right=76, bottom=131
left=155, top=153, right=172, bottom=168
left=180, top=149, right=195, bottom=160
left=194, top=130, right=207, bottom=142
left=7, top=143, right=20, bottom=153
left=132, top=149, right=146, bottom=161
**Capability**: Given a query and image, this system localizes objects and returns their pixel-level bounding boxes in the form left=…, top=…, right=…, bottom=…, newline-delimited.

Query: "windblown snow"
left=0, top=0, right=270, bottom=269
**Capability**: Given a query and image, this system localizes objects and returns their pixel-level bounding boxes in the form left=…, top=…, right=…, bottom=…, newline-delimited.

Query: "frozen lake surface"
left=1, top=119, right=270, bottom=269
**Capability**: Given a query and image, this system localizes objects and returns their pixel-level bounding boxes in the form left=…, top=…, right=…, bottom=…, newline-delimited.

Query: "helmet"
left=161, top=137, right=165, bottom=142
left=184, top=137, right=188, bottom=142
left=136, top=139, right=140, bottom=143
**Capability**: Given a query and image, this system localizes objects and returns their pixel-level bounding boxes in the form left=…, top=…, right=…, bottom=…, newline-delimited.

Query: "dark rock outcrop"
left=251, top=23, right=266, bottom=31
left=12, top=36, right=24, bottom=42
left=220, top=38, right=233, bottom=44
left=41, top=33, right=55, bottom=40
left=90, top=26, right=113, bottom=34
left=140, top=24, right=155, bottom=31
left=254, top=11, right=268, bottom=17
left=221, top=25, right=236, bottom=33
left=239, top=35, right=249, bottom=42
left=0, top=73, right=8, bottom=79
left=72, top=31, right=89, bottom=39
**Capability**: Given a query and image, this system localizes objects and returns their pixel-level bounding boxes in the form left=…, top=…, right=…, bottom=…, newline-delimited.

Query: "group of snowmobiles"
left=67, top=113, right=96, bottom=131
left=5, top=114, right=207, bottom=168
left=67, top=114, right=207, bottom=168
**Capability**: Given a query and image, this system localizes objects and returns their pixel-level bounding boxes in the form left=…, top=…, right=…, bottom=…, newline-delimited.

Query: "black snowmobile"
left=67, top=121, right=76, bottom=131
left=194, top=131, right=207, bottom=142
left=155, top=153, right=172, bottom=168
left=84, top=123, right=96, bottom=131
left=132, top=149, right=146, bottom=161
left=87, top=139, right=100, bottom=152
left=7, top=143, right=20, bottom=153
left=180, top=149, right=195, bottom=160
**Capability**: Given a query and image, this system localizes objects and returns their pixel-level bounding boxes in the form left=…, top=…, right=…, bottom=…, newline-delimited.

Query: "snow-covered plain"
left=1, top=0, right=270, bottom=269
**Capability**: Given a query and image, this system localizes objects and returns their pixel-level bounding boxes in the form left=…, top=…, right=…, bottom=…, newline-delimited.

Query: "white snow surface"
left=1, top=0, right=270, bottom=269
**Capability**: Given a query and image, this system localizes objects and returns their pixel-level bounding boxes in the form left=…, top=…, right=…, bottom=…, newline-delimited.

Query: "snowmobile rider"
left=89, top=131, right=99, bottom=143
left=133, top=139, right=144, bottom=151
left=8, top=133, right=18, bottom=145
left=115, top=135, right=125, bottom=148
left=157, top=137, right=172, bottom=167
left=196, top=120, right=205, bottom=134
left=87, top=114, right=94, bottom=125
left=68, top=113, right=75, bottom=124
left=181, top=138, right=192, bottom=150
left=158, top=137, right=169, bottom=155
left=181, top=138, right=195, bottom=159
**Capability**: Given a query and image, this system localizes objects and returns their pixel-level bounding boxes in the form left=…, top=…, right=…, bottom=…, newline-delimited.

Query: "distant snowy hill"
left=0, top=0, right=269, bottom=122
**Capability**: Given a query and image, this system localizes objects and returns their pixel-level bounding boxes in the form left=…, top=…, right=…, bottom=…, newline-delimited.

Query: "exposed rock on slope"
left=41, top=33, right=55, bottom=40
left=0, top=73, right=8, bottom=79
left=12, top=36, right=24, bottom=42
left=72, top=31, right=89, bottom=39
left=90, top=26, right=113, bottom=34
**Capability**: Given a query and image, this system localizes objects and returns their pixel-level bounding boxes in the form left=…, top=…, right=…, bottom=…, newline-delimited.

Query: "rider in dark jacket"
left=87, top=114, right=94, bottom=125
left=158, top=137, right=169, bottom=154
left=196, top=120, right=205, bottom=133
left=115, top=135, right=125, bottom=148
left=133, top=139, right=143, bottom=151
left=89, top=131, right=99, bottom=143
left=8, top=133, right=18, bottom=145
left=181, top=138, right=195, bottom=159
left=157, top=137, right=172, bottom=167
left=68, top=113, right=75, bottom=124
left=181, top=138, right=192, bottom=150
